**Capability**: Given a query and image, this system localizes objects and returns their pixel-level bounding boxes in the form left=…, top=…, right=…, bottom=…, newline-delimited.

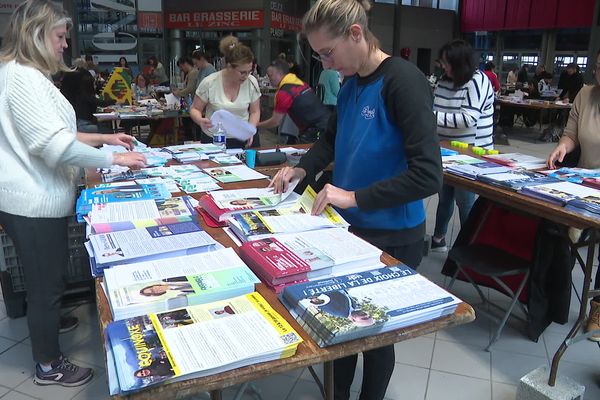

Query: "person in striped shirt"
left=431, top=39, right=495, bottom=252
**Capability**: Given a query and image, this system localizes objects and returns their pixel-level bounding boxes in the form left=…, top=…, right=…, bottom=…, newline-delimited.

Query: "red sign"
left=138, top=12, right=163, bottom=32
left=271, top=11, right=302, bottom=32
left=166, top=10, right=264, bottom=29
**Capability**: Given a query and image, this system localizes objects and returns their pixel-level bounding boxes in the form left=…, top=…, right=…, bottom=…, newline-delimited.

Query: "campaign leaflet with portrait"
left=281, top=265, right=461, bottom=347
left=87, top=196, right=196, bottom=234
left=104, top=248, right=260, bottom=320
left=87, top=220, right=218, bottom=273
left=106, top=292, right=302, bottom=393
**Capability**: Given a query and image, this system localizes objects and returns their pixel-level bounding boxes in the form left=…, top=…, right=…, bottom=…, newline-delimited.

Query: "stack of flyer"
left=280, top=265, right=462, bottom=347
left=198, top=181, right=300, bottom=223
left=76, top=183, right=172, bottom=221
left=542, top=167, right=600, bottom=189
left=85, top=220, right=219, bottom=276
left=227, top=187, right=349, bottom=243
left=482, top=153, right=547, bottom=170
left=103, top=248, right=260, bottom=320
left=445, top=159, right=511, bottom=180
left=105, top=292, right=302, bottom=393
left=477, top=170, right=560, bottom=191
left=520, top=181, right=600, bottom=217
left=239, top=228, right=383, bottom=291
left=202, top=165, right=268, bottom=184
left=86, top=196, right=197, bottom=234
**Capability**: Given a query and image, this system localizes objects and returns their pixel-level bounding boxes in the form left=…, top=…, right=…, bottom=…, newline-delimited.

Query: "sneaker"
left=430, top=237, right=448, bottom=253
left=34, top=356, right=93, bottom=387
left=59, top=315, right=79, bottom=334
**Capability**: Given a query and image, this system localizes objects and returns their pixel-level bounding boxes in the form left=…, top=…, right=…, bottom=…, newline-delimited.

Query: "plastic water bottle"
left=132, top=83, right=139, bottom=103
left=213, top=121, right=226, bottom=152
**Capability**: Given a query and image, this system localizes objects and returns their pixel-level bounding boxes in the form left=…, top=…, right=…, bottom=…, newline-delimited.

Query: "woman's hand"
left=105, top=133, right=135, bottom=150
left=312, top=184, right=357, bottom=215
left=198, top=117, right=213, bottom=132
left=113, top=152, right=147, bottom=169
left=547, top=143, right=569, bottom=169
left=269, top=167, right=306, bottom=194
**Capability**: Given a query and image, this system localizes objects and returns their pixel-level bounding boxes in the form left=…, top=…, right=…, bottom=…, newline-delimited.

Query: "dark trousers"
left=333, top=238, right=424, bottom=400
left=0, top=211, right=67, bottom=363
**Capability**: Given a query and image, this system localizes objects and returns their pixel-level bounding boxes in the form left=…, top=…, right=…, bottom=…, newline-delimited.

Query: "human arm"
left=257, top=111, right=285, bottom=129
left=270, top=111, right=337, bottom=194
left=174, top=69, right=198, bottom=97
left=76, top=132, right=135, bottom=150
left=189, top=94, right=212, bottom=132
left=434, top=73, right=493, bottom=133
left=547, top=93, right=581, bottom=169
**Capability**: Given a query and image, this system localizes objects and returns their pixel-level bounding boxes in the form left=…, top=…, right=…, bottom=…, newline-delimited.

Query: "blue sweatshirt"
left=297, top=57, right=442, bottom=247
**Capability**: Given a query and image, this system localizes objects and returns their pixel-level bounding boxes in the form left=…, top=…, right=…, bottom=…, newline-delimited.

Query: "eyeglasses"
left=314, top=37, right=344, bottom=63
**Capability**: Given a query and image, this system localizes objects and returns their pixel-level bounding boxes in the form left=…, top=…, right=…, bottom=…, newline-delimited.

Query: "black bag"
left=255, top=151, right=287, bottom=166
left=539, top=125, right=563, bottom=143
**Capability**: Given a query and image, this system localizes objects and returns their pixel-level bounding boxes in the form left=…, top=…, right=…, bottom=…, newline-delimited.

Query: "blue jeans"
left=433, top=184, right=476, bottom=238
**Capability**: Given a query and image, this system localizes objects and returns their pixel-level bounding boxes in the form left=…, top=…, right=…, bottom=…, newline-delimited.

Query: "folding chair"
left=447, top=244, right=531, bottom=351
left=443, top=199, right=540, bottom=351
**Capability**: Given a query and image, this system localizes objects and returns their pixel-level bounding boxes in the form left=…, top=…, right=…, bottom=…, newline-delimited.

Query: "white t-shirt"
left=196, top=71, right=261, bottom=137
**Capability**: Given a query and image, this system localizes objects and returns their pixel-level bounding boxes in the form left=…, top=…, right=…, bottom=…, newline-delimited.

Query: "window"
left=521, top=54, right=538, bottom=65
left=577, top=56, right=588, bottom=73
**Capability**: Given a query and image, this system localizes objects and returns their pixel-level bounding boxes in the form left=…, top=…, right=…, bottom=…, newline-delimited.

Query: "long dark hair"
left=439, top=39, right=476, bottom=88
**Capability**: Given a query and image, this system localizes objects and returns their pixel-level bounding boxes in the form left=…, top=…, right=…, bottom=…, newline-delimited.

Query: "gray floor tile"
left=285, top=378, right=325, bottom=400
left=431, top=340, right=491, bottom=380
left=425, top=370, right=491, bottom=400
left=543, top=331, right=600, bottom=367
left=0, top=385, right=10, bottom=398
left=0, top=343, right=34, bottom=388
left=394, top=336, right=435, bottom=369
left=0, top=336, right=18, bottom=355
left=298, top=360, right=364, bottom=394
left=435, top=313, right=492, bottom=350
left=490, top=350, right=547, bottom=385
left=488, top=323, right=547, bottom=357
left=0, top=316, right=29, bottom=342
left=64, top=325, right=105, bottom=368
left=226, top=373, right=297, bottom=400
left=384, top=363, right=429, bottom=400
left=491, top=382, right=517, bottom=400
left=0, top=301, right=7, bottom=321
left=70, top=370, right=109, bottom=400
left=66, top=303, right=99, bottom=328
left=0, top=391, right=38, bottom=400
left=15, top=360, right=99, bottom=400
left=552, top=361, right=600, bottom=400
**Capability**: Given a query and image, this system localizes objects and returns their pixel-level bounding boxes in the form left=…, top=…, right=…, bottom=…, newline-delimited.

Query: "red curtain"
left=483, top=0, right=507, bottom=31
left=503, top=0, right=532, bottom=30
left=528, top=0, right=559, bottom=29
left=461, top=0, right=486, bottom=32
left=555, top=0, right=595, bottom=28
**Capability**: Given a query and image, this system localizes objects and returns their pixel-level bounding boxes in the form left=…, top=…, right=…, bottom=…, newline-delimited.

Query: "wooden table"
left=497, top=98, right=571, bottom=133
left=442, top=142, right=600, bottom=386
left=89, top=154, right=475, bottom=399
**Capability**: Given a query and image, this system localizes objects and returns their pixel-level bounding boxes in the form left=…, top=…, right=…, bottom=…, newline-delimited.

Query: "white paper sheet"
left=210, top=109, right=257, bottom=141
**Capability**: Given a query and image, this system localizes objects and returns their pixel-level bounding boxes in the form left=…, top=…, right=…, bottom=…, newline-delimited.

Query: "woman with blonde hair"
left=190, top=35, right=261, bottom=148
left=269, top=0, right=441, bottom=398
left=0, top=0, right=145, bottom=387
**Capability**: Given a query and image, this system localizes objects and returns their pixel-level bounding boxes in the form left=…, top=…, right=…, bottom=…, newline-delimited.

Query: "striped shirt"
left=434, top=70, right=495, bottom=149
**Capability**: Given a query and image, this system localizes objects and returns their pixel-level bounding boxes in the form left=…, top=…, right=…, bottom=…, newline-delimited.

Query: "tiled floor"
left=0, top=128, right=598, bottom=399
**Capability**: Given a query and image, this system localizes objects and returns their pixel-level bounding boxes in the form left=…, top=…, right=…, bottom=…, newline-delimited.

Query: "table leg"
left=210, top=389, right=223, bottom=400
left=323, top=361, right=334, bottom=400
left=548, top=229, right=597, bottom=386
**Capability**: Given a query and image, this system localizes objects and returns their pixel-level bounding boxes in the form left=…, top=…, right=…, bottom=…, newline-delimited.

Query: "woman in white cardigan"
left=0, top=0, right=146, bottom=388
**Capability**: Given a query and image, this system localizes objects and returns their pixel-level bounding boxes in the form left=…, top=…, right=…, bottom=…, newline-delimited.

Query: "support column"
left=260, top=0, right=272, bottom=70
left=585, top=0, right=600, bottom=83
left=392, top=1, right=403, bottom=56
left=543, top=31, right=557, bottom=72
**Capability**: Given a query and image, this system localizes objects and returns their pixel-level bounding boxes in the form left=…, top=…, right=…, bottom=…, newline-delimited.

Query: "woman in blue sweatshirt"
left=270, top=1, right=442, bottom=399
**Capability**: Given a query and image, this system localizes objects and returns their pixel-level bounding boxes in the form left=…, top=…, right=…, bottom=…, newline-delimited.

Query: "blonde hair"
left=0, top=0, right=73, bottom=76
left=72, top=57, right=86, bottom=69
left=302, top=0, right=379, bottom=53
left=218, top=35, right=254, bottom=67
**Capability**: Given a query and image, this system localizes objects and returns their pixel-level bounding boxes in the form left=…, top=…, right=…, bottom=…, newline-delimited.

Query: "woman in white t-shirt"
left=190, top=35, right=261, bottom=148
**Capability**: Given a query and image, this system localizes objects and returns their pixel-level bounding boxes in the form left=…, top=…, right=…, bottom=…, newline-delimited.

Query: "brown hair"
left=219, top=35, right=254, bottom=67
left=302, top=0, right=379, bottom=53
